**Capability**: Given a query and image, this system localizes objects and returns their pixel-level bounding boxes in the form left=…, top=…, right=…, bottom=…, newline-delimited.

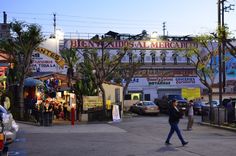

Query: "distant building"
left=62, top=33, right=236, bottom=101
left=63, top=35, right=204, bottom=101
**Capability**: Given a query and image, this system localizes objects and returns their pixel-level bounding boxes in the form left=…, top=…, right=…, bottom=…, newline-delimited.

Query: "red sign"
left=0, top=67, right=7, bottom=76
left=65, top=39, right=198, bottom=50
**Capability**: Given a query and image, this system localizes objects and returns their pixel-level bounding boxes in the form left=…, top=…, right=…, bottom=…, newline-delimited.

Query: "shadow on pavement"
left=156, top=146, right=178, bottom=152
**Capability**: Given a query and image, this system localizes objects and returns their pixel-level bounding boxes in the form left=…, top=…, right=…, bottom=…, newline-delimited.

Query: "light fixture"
left=151, top=31, right=158, bottom=40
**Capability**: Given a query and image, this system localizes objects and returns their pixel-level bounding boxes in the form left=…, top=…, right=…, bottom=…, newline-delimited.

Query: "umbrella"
left=24, top=77, right=43, bottom=87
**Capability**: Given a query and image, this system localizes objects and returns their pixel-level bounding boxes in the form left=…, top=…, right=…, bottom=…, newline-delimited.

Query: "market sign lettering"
left=148, top=77, right=173, bottom=85
left=35, top=47, right=65, bottom=68
left=148, top=77, right=197, bottom=86
left=65, top=39, right=198, bottom=50
left=176, top=77, right=195, bottom=84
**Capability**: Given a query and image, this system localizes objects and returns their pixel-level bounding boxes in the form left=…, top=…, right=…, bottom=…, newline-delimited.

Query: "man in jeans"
left=165, top=99, right=188, bottom=146
left=187, top=100, right=194, bottom=131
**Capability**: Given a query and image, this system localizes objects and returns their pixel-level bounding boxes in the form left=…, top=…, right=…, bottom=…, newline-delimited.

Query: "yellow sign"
left=35, top=47, right=65, bottom=68
left=182, top=88, right=201, bottom=100
left=106, top=100, right=111, bottom=110
left=83, top=96, right=103, bottom=110
left=131, top=93, right=140, bottom=100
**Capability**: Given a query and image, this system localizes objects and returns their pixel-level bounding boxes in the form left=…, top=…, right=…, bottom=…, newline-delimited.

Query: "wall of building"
left=60, top=39, right=236, bottom=103
left=102, top=83, right=123, bottom=104
left=31, top=38, right=67, bottom=74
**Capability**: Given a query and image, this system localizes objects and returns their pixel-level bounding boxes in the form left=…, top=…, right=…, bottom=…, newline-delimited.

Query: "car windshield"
left=206, top=101, right=219, bottom=105
left=212, top=101, right=219, bottom=105
left=194, top=102, right=201, bottom=106
left=143, top=101, right=155, bottom=106
left=168, top=95, right=184, bottom=100
left=194, top=102, right=206, bottom=106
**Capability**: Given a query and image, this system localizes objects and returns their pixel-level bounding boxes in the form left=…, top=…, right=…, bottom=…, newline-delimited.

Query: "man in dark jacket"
left=165, top=99, right=188, bottom=146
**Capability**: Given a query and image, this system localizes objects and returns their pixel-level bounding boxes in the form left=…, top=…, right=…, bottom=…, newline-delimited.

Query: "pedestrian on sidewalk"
left=187, top=100, right=194, bottom=131
left=165, top=99, right=188, bottom=146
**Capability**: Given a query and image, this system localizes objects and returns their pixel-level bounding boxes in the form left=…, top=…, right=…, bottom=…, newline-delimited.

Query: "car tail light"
left=144, top=107, right=148, bottom=110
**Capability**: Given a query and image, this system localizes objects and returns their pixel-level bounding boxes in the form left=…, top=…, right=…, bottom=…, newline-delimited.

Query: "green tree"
left=226, top=41, right=236, bottom=57
left=79, top=36, right=128, bottom=117
left=113, top=61, right=142, bottom=100
left=74, top=53, right=98, bottom=119
left=0, top=21, right=45, bottom=119
left=59, top=48, right=79, bottom=88
left=184, top=35, right=218, bottom=108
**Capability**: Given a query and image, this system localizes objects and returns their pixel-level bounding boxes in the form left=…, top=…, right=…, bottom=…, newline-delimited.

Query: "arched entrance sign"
left=35, top=47, right=65, bottom=68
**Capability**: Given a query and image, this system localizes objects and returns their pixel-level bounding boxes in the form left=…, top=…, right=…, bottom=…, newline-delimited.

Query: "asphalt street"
left=7, top=115, right=236, bottom=156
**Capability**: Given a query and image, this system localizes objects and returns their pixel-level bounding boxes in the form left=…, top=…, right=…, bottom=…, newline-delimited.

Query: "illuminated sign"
left=83, top=96, right=103, bottom=110
left=65, top=39, right=198, bottom=50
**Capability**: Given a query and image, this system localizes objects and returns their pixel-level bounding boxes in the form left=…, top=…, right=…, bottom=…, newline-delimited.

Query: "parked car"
left=129, top=101, right=160, bottom=115
left=154, top=98, right=169, bottom=113
left=193, top=101, right=206, bottom=115
left=205, top=100, right=220, bottom=107
left=0, top=118, right=6, bottom=155
left=0, top=105, right=19, bottom=145
left=222, top=98, right=236, bottom=108
left=154, top=95, right=188, bottom=114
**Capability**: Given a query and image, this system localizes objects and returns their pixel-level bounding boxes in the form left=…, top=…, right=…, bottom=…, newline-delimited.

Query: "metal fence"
left=201, top=106, right=236, bottom=125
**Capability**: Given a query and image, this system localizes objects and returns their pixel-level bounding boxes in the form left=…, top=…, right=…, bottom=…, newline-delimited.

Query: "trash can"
left=39, top=112, right=44, bottom=126
left=49, top=112, right=53, bottom=126
left=44, top=112, right=50, bottom=126
left=213, top=107, right=225, bottom=125
left=201, top=106, right=210, bottom=123
left=38, top=112, right=52, bottom=126
left=227, top=101, right=235, bottom=123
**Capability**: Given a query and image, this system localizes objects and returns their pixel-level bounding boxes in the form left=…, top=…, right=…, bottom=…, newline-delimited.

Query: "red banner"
left=65, top=39, right=198, bottom=50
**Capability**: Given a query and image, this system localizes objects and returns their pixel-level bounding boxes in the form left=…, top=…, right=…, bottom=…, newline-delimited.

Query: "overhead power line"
left=0, top=11, right=164, bottom=35
left=0, top=10, right=161, bottom=24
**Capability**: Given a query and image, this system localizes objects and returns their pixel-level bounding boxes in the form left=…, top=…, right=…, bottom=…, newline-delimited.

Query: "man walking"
left=165, top=99, right=188, bottom=146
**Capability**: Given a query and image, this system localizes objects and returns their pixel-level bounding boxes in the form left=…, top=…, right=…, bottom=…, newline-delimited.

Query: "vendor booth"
left=31, top=73, right=77, bottom=123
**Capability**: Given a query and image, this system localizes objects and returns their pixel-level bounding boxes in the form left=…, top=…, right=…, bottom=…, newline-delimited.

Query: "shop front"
left=25, top=73, right=77, bottom=124
left=126, top=76, right=204, bottom=102
left=0, top=51, right=10, bottom=92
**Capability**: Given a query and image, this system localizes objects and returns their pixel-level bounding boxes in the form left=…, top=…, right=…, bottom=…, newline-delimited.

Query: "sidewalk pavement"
left=200, top=122, right=236, bottom=132
left=16, top=113, right=236, bottom=133
left=12, top=115, right=236, bottom=156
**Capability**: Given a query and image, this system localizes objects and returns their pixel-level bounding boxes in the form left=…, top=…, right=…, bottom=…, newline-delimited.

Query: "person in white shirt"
left=187, top=100, right=194, bottom=130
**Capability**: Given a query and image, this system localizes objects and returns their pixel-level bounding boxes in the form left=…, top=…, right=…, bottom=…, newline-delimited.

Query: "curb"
left=16, top=120, right=115, bottom=126
left=16, top=120, right=37, bottom=125
left=16, top=120, right=42, bottom=126
left=200, top=122, right=236, bottom=132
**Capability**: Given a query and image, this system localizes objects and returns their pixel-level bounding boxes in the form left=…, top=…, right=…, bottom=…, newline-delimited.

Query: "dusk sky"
left=0, top=0, right=236, bottom=37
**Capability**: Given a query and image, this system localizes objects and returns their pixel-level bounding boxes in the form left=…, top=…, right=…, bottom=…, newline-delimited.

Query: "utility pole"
left=53, top=13, right=56, bottom=36
left=222, top=1, right=235, bottom=93
left=163, top=22, right=166, bottom=36
left=222, top=0, right=226, bottom=93
left=218, top=0, right=223, bottom=107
